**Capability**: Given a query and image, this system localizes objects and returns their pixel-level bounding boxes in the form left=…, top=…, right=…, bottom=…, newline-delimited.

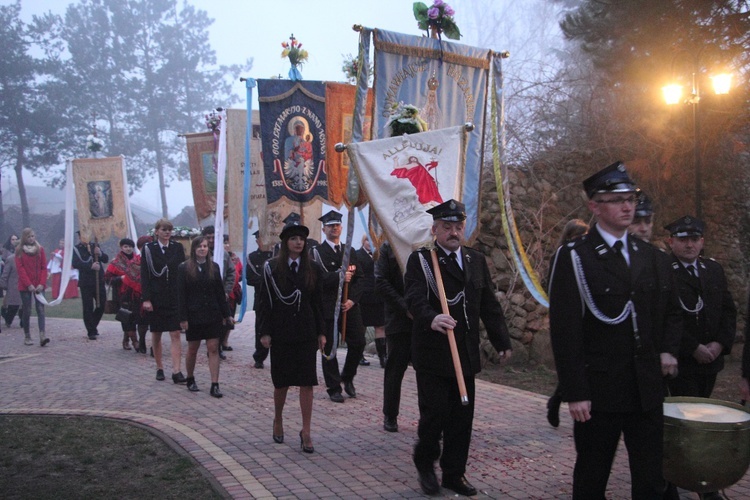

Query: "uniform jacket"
left=312, top=241, right=363, bottom=321
left=549, top=227, right=682, bottom=413
left=246, top=249, right=273, bottom=310
left=374, top=241, right=412, bottom=336
left=140, top=240, right=185, bottom=310
left=257, top=257, right=325, bottom=345
left=671, top=255, right=736, bottom=374
left=177, top=261, right=230, bottom=326
left=72, top=243, right=108, bottom=289
left=404, top=245, right=511, bottom=379
left=355, top=247, right=384, bottom=306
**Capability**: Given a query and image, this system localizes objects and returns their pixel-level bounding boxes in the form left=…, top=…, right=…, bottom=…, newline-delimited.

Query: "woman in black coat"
left=258, top=221, right=325, bottom=453
left=178, top=236, right=232, bottom=398
left=141, top=219, right=186, bottom=383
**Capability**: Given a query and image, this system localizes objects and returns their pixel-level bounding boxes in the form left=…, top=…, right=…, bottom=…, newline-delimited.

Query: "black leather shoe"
left=156, top=369, right=165, bottom=381
left=383, top=416, right=398, bottom=432
left=547, top=392, right=561, bottom=428
left=88, top=334, right=97, bottom=340
left=416, top=467, right=439, bottom=495
left=218, top=350, right=227, bottom=360
left=442, top=475, right=477, bottom=496
left=344, top=381, right=356, bottom=398
left=222, top=345, right=233, bottom=351
left=172, top=372, right=187, bottom=384
left=253, top=361, right=264, bottom=369
left=210, top=384, right=223, bottom=398
left=329, top=392, right=345, bottom=403
left=186, top=378, right=199, bottom=392
left=359, top=356, right=370, bottom=366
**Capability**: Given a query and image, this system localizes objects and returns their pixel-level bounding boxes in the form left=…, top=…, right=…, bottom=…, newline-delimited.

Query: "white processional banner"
left=346, top=125, right=467, bottom=271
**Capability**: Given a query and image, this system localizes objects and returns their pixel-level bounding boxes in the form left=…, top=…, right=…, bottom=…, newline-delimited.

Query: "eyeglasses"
left=595, top=196, right=637, bottom=206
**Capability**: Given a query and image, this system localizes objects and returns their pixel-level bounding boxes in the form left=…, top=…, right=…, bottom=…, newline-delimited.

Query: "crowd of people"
left=3, top=161, right=750, bottom=497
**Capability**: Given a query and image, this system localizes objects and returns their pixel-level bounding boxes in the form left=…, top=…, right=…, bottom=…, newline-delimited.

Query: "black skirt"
left=360, top=301, right=385, bottom=327
left=270, top=338, right=319, bottom=389
left=149, top=307, right=181, bottom=333
left=185, top=320, right=223, bottom=342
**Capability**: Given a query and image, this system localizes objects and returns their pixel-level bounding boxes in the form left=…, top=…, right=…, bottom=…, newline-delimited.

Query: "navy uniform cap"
left=426, top=199, right=466, bottom=222
left=279, top=221, right=309, bottom=240
left=252, top=230, right=260, bottom=238
left=582, top=161, right=637, bottom=199
left=318, top=210, right=343, bottom=226
left=664, top=215, right=704, bottom=237
left=634, top=192, right=654, bottom=218
left=282, top=212, right=301, bottom=225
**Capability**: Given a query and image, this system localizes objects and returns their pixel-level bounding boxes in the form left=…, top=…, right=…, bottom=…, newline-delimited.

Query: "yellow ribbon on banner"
left=490, top=76, right=549, bottom=307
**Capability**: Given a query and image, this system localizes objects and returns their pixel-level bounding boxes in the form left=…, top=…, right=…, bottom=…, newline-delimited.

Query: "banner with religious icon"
left=72, top=156, right=129, bottom=243
left=258, top=79, right=328, bottom=207
left=185, top=130, right=222, bottom=221
left=325, top=82, right=373, bottom=208
left=372, top=29, right=491, bottom=240
left=346, top=124, right=468, bottom=271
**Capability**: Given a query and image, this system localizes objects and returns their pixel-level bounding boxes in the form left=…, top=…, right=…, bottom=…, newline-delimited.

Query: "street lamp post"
left=663, top=59, right=731, bottom=219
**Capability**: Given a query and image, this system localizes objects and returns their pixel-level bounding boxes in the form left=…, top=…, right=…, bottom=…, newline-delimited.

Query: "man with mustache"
left=404, top=199, right=512, bottom=496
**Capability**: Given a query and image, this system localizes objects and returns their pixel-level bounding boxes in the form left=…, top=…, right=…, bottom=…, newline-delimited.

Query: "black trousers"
left=572, top=407, right=664, bottom=499
left=413, top=371, right=475, bottom=478
left=79, top=284, right=105, bottom=336
left=321, top=309, right=365, bottom=395
left=383, top=330, right=412, bottom=418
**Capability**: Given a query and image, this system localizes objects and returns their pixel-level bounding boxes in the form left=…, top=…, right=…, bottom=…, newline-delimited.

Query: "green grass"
left=40, top=297, right=83, bottom=319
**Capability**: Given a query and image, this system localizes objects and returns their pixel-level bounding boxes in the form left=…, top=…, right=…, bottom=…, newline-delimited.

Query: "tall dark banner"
left=258, top=79, right=328, bottom=207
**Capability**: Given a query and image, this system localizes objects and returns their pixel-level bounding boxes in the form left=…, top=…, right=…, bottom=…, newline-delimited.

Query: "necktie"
left=290, top=261, right=298, bottom=273
left=448, top=252, right=461, bottom=271
left=687, top=264, right=697, bottom=278
left=334, top=244, right=341, bottom=256
left=612, top=240, right=628, bottom=267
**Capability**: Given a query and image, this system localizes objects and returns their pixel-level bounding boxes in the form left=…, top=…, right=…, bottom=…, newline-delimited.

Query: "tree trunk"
left=14, top=143, right=30, bottom=228
left=0, top=172, right=5, bottom=239
left=155, top=142, right=168, bottom=219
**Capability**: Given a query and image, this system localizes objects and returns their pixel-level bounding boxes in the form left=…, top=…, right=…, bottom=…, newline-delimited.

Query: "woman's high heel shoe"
left=299, top=431, right=314, bottom=454
left=273, top=420, right=284, bottom=444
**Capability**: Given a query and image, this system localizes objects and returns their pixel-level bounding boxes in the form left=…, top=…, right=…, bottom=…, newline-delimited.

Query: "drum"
left=663, top=397, right=750, bottom=492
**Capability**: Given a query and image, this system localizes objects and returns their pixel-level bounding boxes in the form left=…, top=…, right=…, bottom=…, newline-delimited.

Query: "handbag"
left=115, top=307, right=133, bottom=323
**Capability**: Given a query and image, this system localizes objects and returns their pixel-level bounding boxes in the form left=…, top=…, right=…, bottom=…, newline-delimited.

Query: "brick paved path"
left=1, top=317, right=748, bottom=499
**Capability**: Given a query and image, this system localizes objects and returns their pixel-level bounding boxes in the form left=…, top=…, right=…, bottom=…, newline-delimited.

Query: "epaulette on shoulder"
left=566, top=234, right=587, bottom=249
left=671, top=261, right=679, bottom=270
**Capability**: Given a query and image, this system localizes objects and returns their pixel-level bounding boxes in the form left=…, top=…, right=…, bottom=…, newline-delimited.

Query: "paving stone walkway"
left=1, top=317, right=748, bottom=499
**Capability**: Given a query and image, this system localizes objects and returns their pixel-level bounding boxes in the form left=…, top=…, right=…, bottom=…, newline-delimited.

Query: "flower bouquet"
left=341, top=53, right=372, bottom=85
left=86, top=135, right=105, bottom=153
left=281, top=35, right=308, bottom=80
left=205, top=111, right=221, bottom=132
left=413, top=0, right=461, bottom=40
left=385, top=102, right=429, bottom=137
left=147, top=226, right=201, bottom=238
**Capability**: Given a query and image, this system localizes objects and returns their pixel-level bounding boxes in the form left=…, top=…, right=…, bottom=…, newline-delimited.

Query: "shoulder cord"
left=571, top=249, right=641, bottom=348
left=72, top=246, right=92, bottom=264
left=311, top=247, right=328, bottom=272
left=247, top=255, right=262, bottom=277
left=144, top=245, right=168, bottom=278
left=417, top=252, right=469, bottom=330
left=262, top=261, right=302, bottom=312
left=679, top=295, right=704, bottom=314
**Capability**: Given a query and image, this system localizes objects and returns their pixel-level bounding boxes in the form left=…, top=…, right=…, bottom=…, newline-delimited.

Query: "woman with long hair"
left=177, top=236, right=232, bottom=398
left=257, top=220, right=326, bottom=453
left=546, top=218, right=589, bottom=427
left=141, top=219, right=186, bottom=382
left=15, top=228, right=47, bottom=346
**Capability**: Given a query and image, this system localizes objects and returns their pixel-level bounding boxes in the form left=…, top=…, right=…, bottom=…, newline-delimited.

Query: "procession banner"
left=185, top=131, right=221, bottom=221
left=72, top=156, right=129, bottom=243
left=325, top=82, right=373, bottom=208
left=373, top=29, right=490, bottom=241
left=347, top=125, right=467, bottom=271
left=258, top=79, right=328, bottom=207
left=263, top=200, right=323, bottom=248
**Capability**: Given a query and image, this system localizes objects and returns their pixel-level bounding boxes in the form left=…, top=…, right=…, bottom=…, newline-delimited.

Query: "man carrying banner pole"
left=404, top=199, right=512, bottom=496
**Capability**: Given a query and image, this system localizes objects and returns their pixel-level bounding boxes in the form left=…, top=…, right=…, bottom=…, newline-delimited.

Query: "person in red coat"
left=15, top=228, right=48, bottom=346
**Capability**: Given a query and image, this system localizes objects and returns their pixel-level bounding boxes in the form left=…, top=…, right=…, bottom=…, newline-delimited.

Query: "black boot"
left=375, top=337, right=387, bottom=368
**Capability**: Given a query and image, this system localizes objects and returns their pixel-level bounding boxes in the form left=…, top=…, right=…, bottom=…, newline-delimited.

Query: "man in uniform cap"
left=311, top=209, right=366, bottom=403
left=72, top=231, right=110, bottom=340
left=248, top=230, right=273, bottom=368
left=404, top=199, right=512, bottom=496
left=272, top=212, right=319, bottom=256
left=549, top=161, right=682, bottom=498
left=629, top=192, right=654, bottom=242
left=664, top=216, right=736, bottom=398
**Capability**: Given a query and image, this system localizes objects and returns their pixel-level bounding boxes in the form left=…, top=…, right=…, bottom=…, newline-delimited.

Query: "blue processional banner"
left=258, top=79, right=328, bottom=206
left=372, top=29, right=490, bottom=240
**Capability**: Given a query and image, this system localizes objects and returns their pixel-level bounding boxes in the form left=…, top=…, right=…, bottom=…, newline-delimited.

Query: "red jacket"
left=16, top=247, right=47, bottom=291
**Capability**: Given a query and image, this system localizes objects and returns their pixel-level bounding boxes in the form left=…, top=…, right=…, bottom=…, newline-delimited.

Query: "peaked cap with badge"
left=582, top=161, right=638, bottom=199
left=318, top=210, right=343, bottom=226
left=634, top=192, right=654, bottom=218
left=664, top=215, right=704, bottom=238
left=426, top=199, right=466, bottom=222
